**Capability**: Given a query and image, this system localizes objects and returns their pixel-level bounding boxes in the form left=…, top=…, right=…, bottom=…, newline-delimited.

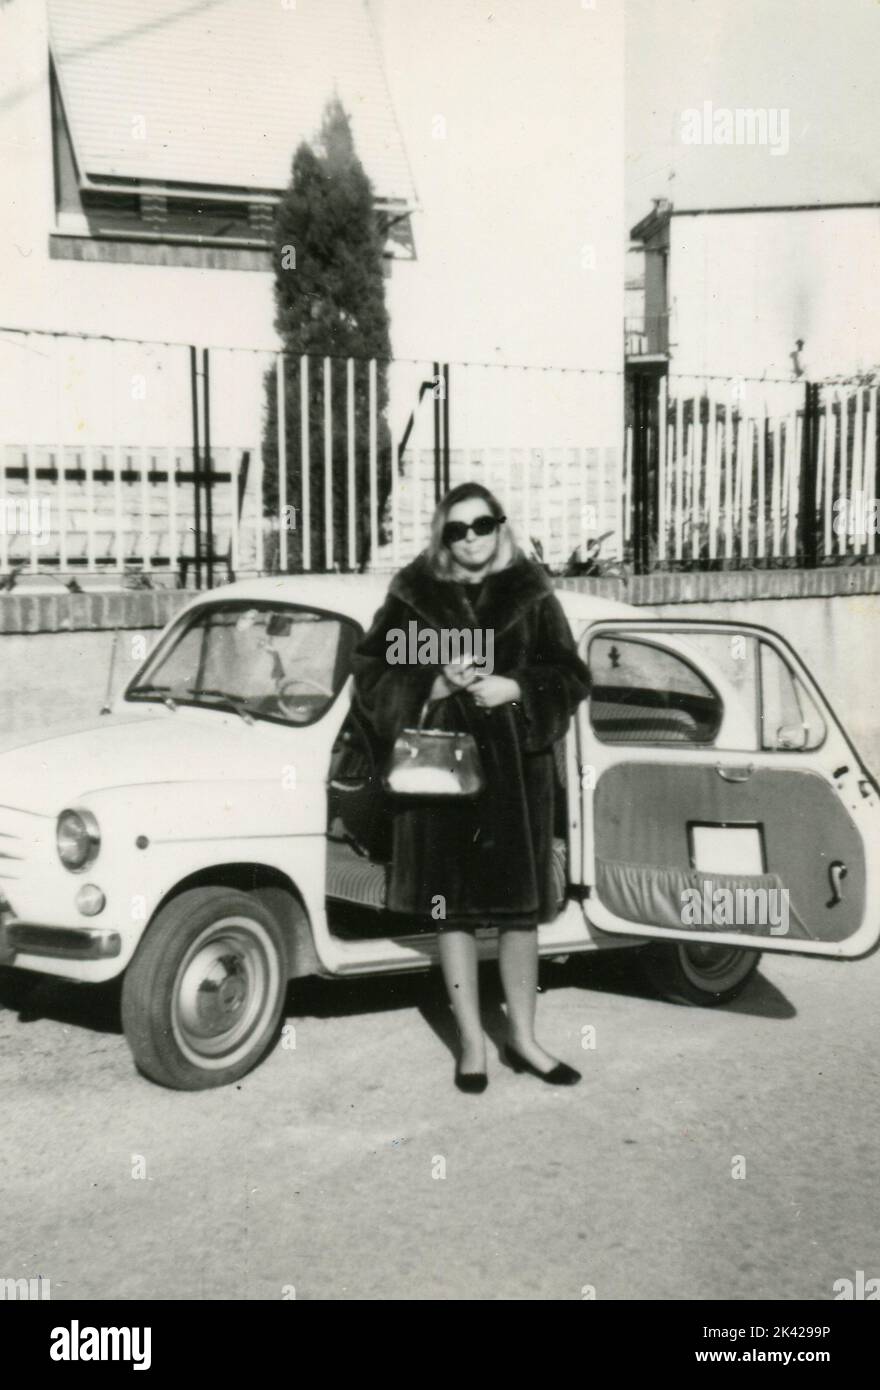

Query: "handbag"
left=383, top=696, right=486, bottom=799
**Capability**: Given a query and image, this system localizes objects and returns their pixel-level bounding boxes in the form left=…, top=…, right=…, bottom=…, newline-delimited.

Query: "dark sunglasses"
left=441, top=514, right=505, bottom=546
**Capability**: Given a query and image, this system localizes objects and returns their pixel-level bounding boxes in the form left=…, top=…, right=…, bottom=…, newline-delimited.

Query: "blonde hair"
left=425, top=482, right=520, bottom=580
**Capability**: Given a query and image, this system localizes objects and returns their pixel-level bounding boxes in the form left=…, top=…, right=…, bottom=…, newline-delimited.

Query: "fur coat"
left=351, top=552, right=591, bottom=927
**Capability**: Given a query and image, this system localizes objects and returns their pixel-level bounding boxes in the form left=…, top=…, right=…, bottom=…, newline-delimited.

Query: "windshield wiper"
left=128, top=682, right=178, bottom=712
left=186, top=688, right=255, bottom=725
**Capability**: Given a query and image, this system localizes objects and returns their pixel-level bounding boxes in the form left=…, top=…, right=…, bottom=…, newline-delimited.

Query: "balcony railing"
left=625, top=313, right=669, bottom=359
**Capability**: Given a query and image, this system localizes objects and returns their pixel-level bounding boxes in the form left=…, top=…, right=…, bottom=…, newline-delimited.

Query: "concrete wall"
left=0, top=629, right=127, bottom=737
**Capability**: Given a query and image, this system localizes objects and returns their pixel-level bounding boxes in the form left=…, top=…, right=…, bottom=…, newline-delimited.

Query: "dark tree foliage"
left=263, top=96, right=392, bottom=570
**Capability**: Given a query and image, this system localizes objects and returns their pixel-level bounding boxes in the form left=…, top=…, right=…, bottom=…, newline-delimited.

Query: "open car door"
left=577, top=620, right=880, bottom=957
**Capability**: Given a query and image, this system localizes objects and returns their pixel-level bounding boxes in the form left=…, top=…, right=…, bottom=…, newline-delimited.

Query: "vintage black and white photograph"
left=0, top=0, right=878, bottom=1330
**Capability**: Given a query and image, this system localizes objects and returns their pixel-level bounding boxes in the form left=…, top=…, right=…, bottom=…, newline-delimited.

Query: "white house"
left=0, top=0, right=421, bottom=573
left=2, top=0, right=417, bottom=341
left=627, top=198, right=880, bottom=383
left=0, top=0, right=625, bottom=576
left=0, top=0, right=418, bottom=434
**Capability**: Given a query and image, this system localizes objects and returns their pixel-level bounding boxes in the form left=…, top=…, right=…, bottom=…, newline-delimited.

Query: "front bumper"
left=0, top=909, right=121, bottom=965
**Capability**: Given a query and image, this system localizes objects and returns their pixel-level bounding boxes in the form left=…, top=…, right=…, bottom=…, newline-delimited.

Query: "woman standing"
left=352, top=483, right=591, bottom=1092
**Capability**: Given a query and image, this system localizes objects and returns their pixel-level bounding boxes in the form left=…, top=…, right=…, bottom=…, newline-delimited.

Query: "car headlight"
left=57, top=809, right=101, bottom=872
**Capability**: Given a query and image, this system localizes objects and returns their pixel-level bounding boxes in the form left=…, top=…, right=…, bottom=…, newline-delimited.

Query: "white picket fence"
left=0, top=331, right=265, bottom=579
left=384, top=443, right=622, bottom=573
left=815, top=382, right=878, bottom=560
left=624, top=376, right=879, bottom=564
left=0, top=443, right=258, bottom=577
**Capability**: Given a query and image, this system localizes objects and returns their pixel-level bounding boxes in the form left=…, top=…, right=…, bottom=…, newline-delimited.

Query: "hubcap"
left=172, top=916, right=278, bottom=1066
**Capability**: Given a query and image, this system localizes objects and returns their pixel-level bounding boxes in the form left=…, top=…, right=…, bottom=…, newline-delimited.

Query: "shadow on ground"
left=0, top=944, right=793, bottom=1056
left=0, top=965, right=123, bottom=1033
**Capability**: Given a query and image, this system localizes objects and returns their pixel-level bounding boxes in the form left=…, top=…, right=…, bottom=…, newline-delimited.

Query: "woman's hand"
left=441, top=660, right=480, bottom=690
left=469, top=674, right=522, bottom=709
left=429, top=672, right=453, bottom=702
left=429, top=662, right=476, bottom=702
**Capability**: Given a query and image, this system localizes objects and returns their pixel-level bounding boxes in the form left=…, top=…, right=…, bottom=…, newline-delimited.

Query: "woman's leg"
left=498, top=928, right=563, bottom=1073
left=437, top=929, right=486, bottom=1072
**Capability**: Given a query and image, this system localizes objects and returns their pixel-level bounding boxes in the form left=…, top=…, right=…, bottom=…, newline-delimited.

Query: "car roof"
left=176, top=572, right=645, bottom=631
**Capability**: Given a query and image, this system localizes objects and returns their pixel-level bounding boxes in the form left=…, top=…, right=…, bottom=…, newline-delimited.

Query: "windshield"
left=126, top=601, right=359, bottom=727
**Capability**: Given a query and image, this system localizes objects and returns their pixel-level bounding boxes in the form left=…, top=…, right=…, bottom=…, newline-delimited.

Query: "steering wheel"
left=277, top=674, right=334, bottom=723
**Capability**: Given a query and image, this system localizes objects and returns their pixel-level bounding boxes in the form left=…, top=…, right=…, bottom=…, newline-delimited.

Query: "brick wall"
left=557, top=565, right=880, bottom=607
left=0, top=589, right=192, bottom=635
left=1, top=565, right=879, bottom=634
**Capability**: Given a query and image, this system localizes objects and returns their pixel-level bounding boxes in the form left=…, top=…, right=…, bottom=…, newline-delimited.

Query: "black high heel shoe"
left=455, top=1064, right=488, bottom=1093
left=502, top=1044, right=581, bottom=1086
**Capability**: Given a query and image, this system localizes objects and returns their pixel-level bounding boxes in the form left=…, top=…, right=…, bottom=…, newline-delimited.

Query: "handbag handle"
left=417, top=694, right=447, bottom=730
left=417, top=678, right=489, bottom=729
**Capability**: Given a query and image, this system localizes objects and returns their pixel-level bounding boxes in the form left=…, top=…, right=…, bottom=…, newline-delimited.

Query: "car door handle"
left=715, top=762, right=755, bottom=782
left=826, top=860, right=848, bottom=907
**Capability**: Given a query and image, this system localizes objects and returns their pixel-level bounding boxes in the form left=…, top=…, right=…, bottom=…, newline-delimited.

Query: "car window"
left=126, top=601, right=359, bottom=727
left=588, top=627, right=827, bottom=754
left=760, top=642, right=825, bottom=751
left=650, top=629, right=761, bottom=748
left=587, top=635, right=723, bottom=744
left=636, top=629, right=826, bottom=752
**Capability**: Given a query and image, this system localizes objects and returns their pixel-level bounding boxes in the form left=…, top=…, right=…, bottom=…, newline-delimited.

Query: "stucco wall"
left=669, top=207, right=880, bottom=380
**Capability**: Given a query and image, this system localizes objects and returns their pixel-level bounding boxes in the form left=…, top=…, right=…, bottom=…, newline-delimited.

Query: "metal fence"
left=625, top=371, right=880, bottom=572
left=268, top=353, right=623, bottom=574
left=0, top=331, right=259, bottom=586
left=4, top=326, right=876, bottom=585
left=0, top=327, right=625, bottom=585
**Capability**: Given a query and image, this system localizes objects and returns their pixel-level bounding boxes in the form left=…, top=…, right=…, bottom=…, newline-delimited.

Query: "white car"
left=1, top=574, right=878, bottom=1090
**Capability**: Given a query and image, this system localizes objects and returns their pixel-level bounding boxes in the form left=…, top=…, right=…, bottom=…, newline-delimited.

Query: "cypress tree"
left=263, top=96, right=392, bottom=570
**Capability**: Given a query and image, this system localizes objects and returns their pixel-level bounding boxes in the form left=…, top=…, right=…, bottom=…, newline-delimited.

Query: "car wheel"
left=639, top=940, right=761, bottom=1006
left=121, top=886, right=288, bottom=1090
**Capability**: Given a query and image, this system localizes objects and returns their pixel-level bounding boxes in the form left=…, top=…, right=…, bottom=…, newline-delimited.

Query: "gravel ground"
left=1, top=944, right=878, bottom=1301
